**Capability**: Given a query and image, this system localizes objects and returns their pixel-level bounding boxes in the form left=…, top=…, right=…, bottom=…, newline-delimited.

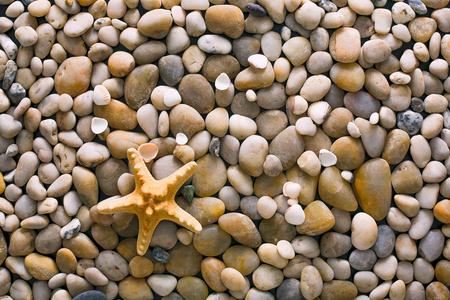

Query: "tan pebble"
left=330, top=62, right=365, bottom=92
left=220, top=267, right=246, bottom=291
left=107, top=51, right=135, bottom=77
left=129, top=256, right=153, bottom=278
left=56, top=248, right=77, bottom=274
left=409, top=17, right=437, bottom=43
left=329, top=28, right=361, bottom=63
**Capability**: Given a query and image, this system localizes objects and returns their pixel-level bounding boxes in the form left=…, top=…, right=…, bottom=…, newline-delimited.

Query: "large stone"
left=165, top=244, right=202, bottom=277
left=178, top=74, right=215, bottom=114
left=169, top=104, right=205, bottom=139
left=124, top=64, right=159, bottom=110
left=176, top=197, right=225, bottom=226
left=137, top=9, right=173, bottom=39
left=192, top=154, right=227, bottom=197
left=391, top=160, right=423, bottom=194
left=353, top=158, right=392, bottom=220
left=329, top=28, right=361, bottom=63
left=330, top=137, right=365, bottom=171
left=234, top=62, right=275, bottom=91
left=106, top=130, right=149, bottom=159
left=54, top=57, right=92, bottom=97
left=24, top=253, right=58, bottom=280
left=218, top=213, right=262, bottom=248
left=269, top=126, right=304, bottom=170
left=318, top=167, right=358, bottom=211
left=321, top=280, right=358, bottom=300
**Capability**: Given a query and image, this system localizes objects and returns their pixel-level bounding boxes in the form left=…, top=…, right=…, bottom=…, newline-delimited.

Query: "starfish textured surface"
left=97, top=148, right=202, bottom=255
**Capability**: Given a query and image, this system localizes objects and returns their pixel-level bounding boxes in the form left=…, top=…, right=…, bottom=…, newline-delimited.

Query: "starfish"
left=97, top=148, right=202, bottom=255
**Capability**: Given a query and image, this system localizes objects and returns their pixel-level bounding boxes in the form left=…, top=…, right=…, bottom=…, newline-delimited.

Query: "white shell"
left=307, top=101, right=331, bottom=125
left=287, top=198, right=298, bottom=206
left=347, top=121, right=361, bottom=138
left=163, top=88, right=182, bottom=107
left=295, top=117, right=317, bottom=136
left=93, top=85, right=111, bottom=106
left=284, top=204, right=305, bottom=225
left=341, top=170, right=354, bottom=183
left=369, top=112, right=379, bottom=124
left=319, top=149, right=337, bottom=167
left=245, top=89, right=257, bottom=102
left=283, top=182, right=301, bottom=198
left=91, top=117, right=108, bottom=134
left=248, top=54, right=268, bottom=69
left=176, top=132, right=188, bottom=145
left=138, top=143, right=159, bottom=162
left=291, top=95, right=308, bottom=115
left=215, top=73, right=231, bottom=91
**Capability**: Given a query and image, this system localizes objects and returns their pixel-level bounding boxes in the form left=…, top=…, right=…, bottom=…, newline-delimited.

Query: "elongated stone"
left=318, top=166, right=358, bottom=211
left=124, top=64, right=159, bottom=110
left=218, top=213, right=262, bottom=248
left=353, top=158, right=392, bottom=220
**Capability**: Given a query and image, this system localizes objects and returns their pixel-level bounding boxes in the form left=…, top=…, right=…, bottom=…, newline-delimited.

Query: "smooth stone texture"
left=321, top=280, right=358, bottom=300
left=349, top=249, right=377, bottom=271
left=54, top=57, right=92, bottom=97
left=165, top=244, right=202, bottom=277
left=318, top=166, right=358, bottom=211
left=371, top=225, right=395, bottom=258
left=320, top=232, right=352, bottom=258
left=351, top=212, right=378, bottom=250
left=296, top=201, right=335, bottom=236
left=218, top=213, right=262, bottom=248
left=192, top=154, right=226, bottom=197
left=353, top=158, right=392, bottom=220
left=418, top=229, right=444, bottom=262
left=205, top=5, right=244, bottom=39
left=124, top=64, right=159, bottom=110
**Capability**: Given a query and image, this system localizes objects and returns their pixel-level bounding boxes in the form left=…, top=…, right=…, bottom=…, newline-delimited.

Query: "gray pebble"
left=219, top=135, right=240, bottom=165
left=240, top=196, right=262, bottom=220
left=158, top=55, right=184, bottom=87
left=5, top=144, right=18, bottom=157
left=397, top=110, right=423, bottom=135
left=371, top=225, right=395, bottom=258
left=152, top=246, right=170, bottom=263
left=0, top=154, right=16, bottom=172
left=349, top=249, right=378, bottom=271
left=405, top=281, right=425, bottom=300
left=72, top=290, right=106, bottom=300
left=276, top=278, right=302, bottom=300
left=408, top=0, right=427, bottom=15
left=245, top=3, right=267, bottom=17
left=320, top=232, right=352, bottom=258
left=418, top=229, right=444, bottom=262
left=410, top=97, right=424, bottom=113
left=317, top=0, right=337, bottom=12
left=2, top=60, right=17, bottom=90
left=6, top=83, right=26, bottom=105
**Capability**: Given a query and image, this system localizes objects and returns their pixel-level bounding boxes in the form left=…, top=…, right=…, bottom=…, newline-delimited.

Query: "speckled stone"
left=349, top=249, right=378, bottom=271
left=418, top=229, right=445, bottom=262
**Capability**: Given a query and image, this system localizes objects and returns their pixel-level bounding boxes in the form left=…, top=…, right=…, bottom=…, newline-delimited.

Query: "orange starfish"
left=97, top=148, right=202, bottom=255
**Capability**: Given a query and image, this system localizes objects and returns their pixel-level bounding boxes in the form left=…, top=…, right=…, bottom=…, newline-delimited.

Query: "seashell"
left=369, top=112, right=379, bottom=125
left=319, top=149, right=337, bottom=167
left=91, top=117, right=108, bottom=135
left=284, top=204, right=305, bottom=225
left=138, top=143, right=159, bottom=162
left=215, top=73, right=231, bottom=91
left=246, top=89, right=257, bottom=102
left=248, top=54, right=269, bottom=69
left=341, top=170, right=354, bottom=183
left=92, top=85, right=111, bottom=106
left=163, top=88, right=182, bottom=108
left=291, top=95, right=308, bottom=115
left=283, top=182, right=301, bottom=198
left=176, top=132, right=188, bottom=145
left=347, top=121, right=361, bottom=138
left=209, top=136, right=220, bottom=156
left=307, top=101, right=331, bottom=125
left=287, top=198, right=298, bottom=206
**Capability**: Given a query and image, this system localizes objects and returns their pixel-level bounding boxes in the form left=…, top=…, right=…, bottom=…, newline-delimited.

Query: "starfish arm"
left=163, top=161, right=198, bottom=198
left=136, top=214, right=160, bottom=255
left=96, top=193, right=139, bottom=215
left=163, top=205, right=203, bottom=234
left=127, top=148, right=155, bottom=189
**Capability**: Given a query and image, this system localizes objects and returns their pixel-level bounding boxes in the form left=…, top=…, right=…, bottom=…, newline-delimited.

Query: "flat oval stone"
left=64, top=13, right=94, bottom=37
left=382, top=129, right=411, bottom=164
left=177, top=277, right=208, bottom=300
left=353, top=158, right=392, bottom=220
left=296, top=201, right=335, bottom=236
left=218, top=213, right=262, bottom=248
left=176, top=197, right=225, bottom=226
left=24, top=253, right=58, bottom=280
left=54, top=57, right=92, bottom=97
left=202, top=55, right=240, bottom=83
left=330, top=136, right=365, bottom=171
left=300, top=266, right=323, bottom=299
left=178, top=74, right=214, bottom=114
left=371, top=225, right=395, bottom=258
left=320, top=232, right=352, bottom=258
left=330, top=62, right=365, bottom=92
left=259, top=213, right=296, bottom=244
left=269, top=126, right=304, bottom=170
left=239, top=135, right=269, bottom=177
left=318, top=166, right=358, bottom=211
left=124, top=64, right=159, bottom=110
left=344, top=91, right=381, bottom=118
left=321, top=280, right=358, bottom=300
left=137, top=9, right=172, bottom=39
left=93, top=100, right=137, bottom=130
left=329, top=28, right=361, bottom=63
left=351, top=212, right=378, bottom=250
left=234, top=62, right=275, bottom=91
left=201, top=257, right=227, bottom=292
left=349, top=249, right=377, bottom=271
left=276, top=279, right=301, bottom=300
left=165, top=244, right=202, bottom=277
left=169, top=104, right=205, bottom=139
left=159, top=55, right=184, bottom=86
left=391, top=160, right=423, bottom=194
left=192, top=154, right=226, bottom=197
left=106, top=130, right=149, bottom=159
left=418, top=229, right=444, bottom=262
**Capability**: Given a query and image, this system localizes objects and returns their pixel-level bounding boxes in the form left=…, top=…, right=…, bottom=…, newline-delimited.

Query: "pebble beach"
left=0, top=0, right=450, bottom=299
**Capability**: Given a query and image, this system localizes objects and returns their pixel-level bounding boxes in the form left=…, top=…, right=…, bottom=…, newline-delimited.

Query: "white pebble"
left=176, top=132, right=188, bottom=145
left=319, top=149, right=337, bottom=167
left=283, top=182, right=301, bottom=198
left=284, top=204, right=305, bottom=225
left=277, top=240, right=295, bottom=259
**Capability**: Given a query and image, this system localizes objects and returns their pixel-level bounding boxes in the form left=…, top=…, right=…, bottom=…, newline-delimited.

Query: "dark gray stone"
left=219, top=135, right=239, bottom=165
left=231, top=92, right=260, bottom=119
left=371, top=225, right=395, bottom=258
left=418, top=229, right=444, bottom=262
left=397, top=110, right=423, bottom=135
left=158, top=55, right=184, bottom=87
left=6, top=83, right=26, bottom=105
left=20, top=0, right=35, bottom=5
left=343, top=91, right=381, bottom=119
left=152, top=246, right=170, bottom=263
left=2, top=60, right=17, bottom=90
left=232, top=37, right=260, bottom=67
left=276, top=278, right=303, bottom=300
left=73, top=291, right=106, bottom=300
left=246, top=3, right=267, bottom=17
left=320, top=232, right=352, bottom=258
left=349, top=249, right=378, bottom=271
left=411, top=97, right=424, bottom=113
